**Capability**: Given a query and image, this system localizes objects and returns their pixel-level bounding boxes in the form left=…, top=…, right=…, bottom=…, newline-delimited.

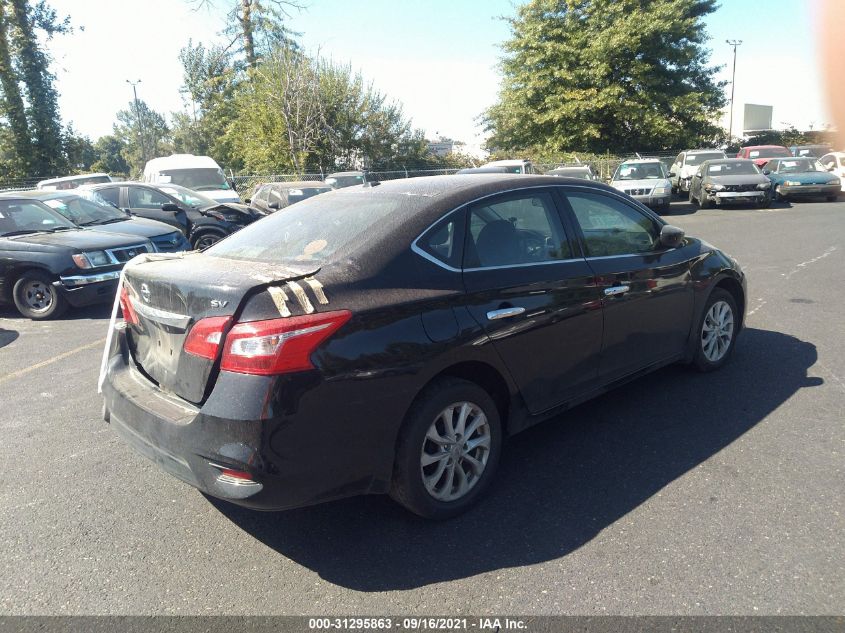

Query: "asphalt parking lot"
left=1, top=197, right=843, bottom=615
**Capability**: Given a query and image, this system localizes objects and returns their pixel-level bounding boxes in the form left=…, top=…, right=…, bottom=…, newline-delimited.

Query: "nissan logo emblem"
left=140, top=283, right=151, bottom=303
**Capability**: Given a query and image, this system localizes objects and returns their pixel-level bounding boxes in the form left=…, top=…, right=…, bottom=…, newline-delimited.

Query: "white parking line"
left=782, top=246, right=838, bottom=280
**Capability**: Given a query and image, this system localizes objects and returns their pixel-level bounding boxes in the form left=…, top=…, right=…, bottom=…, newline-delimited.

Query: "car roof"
left=703, top=158, right=753, bottom=164
left=265, top=180, right=329, bottom=189
left=740, top=145, right=788, bottom=149
left=684, top=149, right=725, bottom=154
left=2, top=189, right=83, bottom=199
left=144, top=154, right=219, bottom=170
left=618, top=158, right=663, bottom=163
left=483, top=159, right=531, bottom=166
left=36, top=173, right=110, bottom=184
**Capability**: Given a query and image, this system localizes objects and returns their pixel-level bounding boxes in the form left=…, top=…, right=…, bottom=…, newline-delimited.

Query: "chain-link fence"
left=0, top=177, right=42, bottom=192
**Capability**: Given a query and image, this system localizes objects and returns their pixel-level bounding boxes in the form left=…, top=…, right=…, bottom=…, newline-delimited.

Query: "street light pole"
left=126, top=79, right=148, bottom=166
left=726, top=40, right=742, bottom=141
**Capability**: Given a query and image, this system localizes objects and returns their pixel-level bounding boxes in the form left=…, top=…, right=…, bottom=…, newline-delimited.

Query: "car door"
left=126, top=186, right=189, bottom=233
left=559, top=188, right=695, bottom=383
left=461, top=188, right=603, bottom=414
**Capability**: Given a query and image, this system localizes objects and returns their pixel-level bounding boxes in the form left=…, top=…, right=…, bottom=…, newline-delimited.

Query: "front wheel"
left=13, top=271, right=68, bottom=320
left=191, top=231, right=225, bottom=250
left=692, top=288, right=739, bottom=372
left=757, top=195, right=770, bottom=209
left=390, top=378, right=502, bottom=519
left=826, top=195, right=838, bottom=202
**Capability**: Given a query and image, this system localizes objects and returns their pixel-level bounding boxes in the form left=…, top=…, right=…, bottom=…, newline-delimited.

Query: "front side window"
left=465, top=192, right=570, bottom=268
left=129, top=187, right=173, bottom=209
left=565, top=191, right=660, bottom=257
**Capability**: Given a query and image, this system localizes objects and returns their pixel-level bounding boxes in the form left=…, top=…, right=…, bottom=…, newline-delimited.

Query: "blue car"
left=762, top=157, right=841, bottom=202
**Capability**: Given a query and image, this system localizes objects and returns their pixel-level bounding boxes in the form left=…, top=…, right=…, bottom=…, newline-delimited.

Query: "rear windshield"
left=707, top=162, right=760, bottom=175
left=685, top=152, right=725, bottom=166
left=204, top=192, right=416, bottom=264
left=747, top=147, right=791, bottom=159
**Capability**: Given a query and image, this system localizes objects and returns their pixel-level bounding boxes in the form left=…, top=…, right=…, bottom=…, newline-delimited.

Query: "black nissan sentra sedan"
left=101, top=175, right=747, bottom=519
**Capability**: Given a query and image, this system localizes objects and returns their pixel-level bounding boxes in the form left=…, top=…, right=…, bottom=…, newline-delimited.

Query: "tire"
left=191, top=231, right=225, bottom=250
left=772, top=187, right=783, bottom=202
left=12, top=270, right=68, bottom=320
left=692, top=288, right=739, bottom=372
left=699, top=193, right=711, bottom=209
left=390, top=377, right=503, bottom=520
left=757, top=195, right=771, bottom=209
left=827, top=195, right=838, bottom=202
left=688, top=187, right=697, bottom=206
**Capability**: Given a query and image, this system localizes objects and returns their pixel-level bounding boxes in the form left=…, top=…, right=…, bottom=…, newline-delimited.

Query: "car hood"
left=199, top=202, right=262, bottom=220
left=197, top=189, right=241, bottom=204
left=773, top=172, right=838, bottom=184
left=707, top=174, right=770, bottom=185
left=86, top=217, right=179, bottom=238
left=2, top=228, right=151, bottom=251
left=611, top=178, right=671, bottom=190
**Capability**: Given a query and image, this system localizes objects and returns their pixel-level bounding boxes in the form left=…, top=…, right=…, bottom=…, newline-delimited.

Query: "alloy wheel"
left=420, top=401, right=491, bottom=502
left=21, top=280, right=54, bottom=313
left=701, top=300, right=734, bottom=362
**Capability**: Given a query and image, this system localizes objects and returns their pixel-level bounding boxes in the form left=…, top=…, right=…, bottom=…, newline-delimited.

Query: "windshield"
left=775, top=159, right=825, bottom=173
left=613, top=162, right=667, bottom=180
left=747, top=147, right=791, bottom=159
left=205, top=192, right=417, bottom=264
left=0, top=200, right=78, bottom=235
left=707, top=162, right=760, bottom=176
left=158, top=168, right=230, bottom=192
left=158, top=184, right=218, bottom=208
left=326, top=175, right=365, bottom=189
left=794, top=147, right=830, bottom=158
left=685, top=152, right=725, bottom=166
left=41, top=195, right=125, bottom=225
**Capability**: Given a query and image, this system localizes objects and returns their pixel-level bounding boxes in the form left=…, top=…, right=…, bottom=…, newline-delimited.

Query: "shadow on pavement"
left=210, top=327, right=820, bottom=591
left=0, top=302, right=112, bottom=323
left=0, top=328, right=18, bottom=349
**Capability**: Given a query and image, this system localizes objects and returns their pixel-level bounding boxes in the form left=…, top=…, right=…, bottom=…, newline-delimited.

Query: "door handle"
left=604, top=285, right=630, bottom=297
left=486, top=307, right=526, bottom=320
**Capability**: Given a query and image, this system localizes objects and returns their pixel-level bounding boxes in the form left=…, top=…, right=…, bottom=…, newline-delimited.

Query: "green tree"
left=91, top=134, right=130, bottom=176
left=113, top=99, right=172, bottom=176
left=0, top=0, right=69, bottom=177
left=485, top=0, right=727, bottom=155
left=62, top=125, right=95, bottom=171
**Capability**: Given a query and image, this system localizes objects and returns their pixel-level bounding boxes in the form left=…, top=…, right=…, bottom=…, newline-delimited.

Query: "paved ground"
left=1, top=197, right=843, bottom=615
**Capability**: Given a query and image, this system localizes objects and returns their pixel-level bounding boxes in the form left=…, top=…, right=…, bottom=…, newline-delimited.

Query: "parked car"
left=689, top=159, right=771, bottom=208
left=325, top=171, right=367, bottom=189
left=248, top=181, right=332, bottom=214
left=457, top=166, right=513, bottom=174
left=736, top=145, right=792, bottom=167
left=85, top=182, right=261, bottom=250
left=0, top=194, right=154, bottom=319
left=101, top=174, right=746, bottom=519
left=143, top=154, right=239, bottom=204
left=36, top=173, right=112, bottom=191
left=546, top=165, right=598, bottom=180
left=819, top=152, right=845, bottom=192
left=479, top=159, right=535, bottom=174
left=761, top=157, right=841, bottom=202
left=669, top=150, right=728, bottom=194
left=609, top=158, right=672, bottom=213
left=15, top=190, right=190, bottom=252
left=789, top=144, right=832, bottom=158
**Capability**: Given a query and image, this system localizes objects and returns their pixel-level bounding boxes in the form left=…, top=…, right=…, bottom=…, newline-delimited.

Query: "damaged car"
left=100, top=175, right=746, bottom=519
left=85, top=182, right=262, bottom=250
left=689, top=159, right=771, bottom=208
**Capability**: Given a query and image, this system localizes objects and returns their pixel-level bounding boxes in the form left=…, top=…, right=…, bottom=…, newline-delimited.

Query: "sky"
left=45, top=0, right=831, bottom=145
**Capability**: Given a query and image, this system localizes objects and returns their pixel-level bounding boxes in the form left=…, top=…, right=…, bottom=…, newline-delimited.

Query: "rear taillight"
left=119, top=283, right=139, bottom=325
left=183, top=316, right=232, bottom=359
left=220, top=310, right=351, bottom=375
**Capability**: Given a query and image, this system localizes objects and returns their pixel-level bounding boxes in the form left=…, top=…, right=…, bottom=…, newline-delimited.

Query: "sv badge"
left=210, top=299, right=229, bottom=309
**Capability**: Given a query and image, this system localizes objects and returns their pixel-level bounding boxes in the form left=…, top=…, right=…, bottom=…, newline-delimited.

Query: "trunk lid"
left=123, top=253, right=318, bottom=403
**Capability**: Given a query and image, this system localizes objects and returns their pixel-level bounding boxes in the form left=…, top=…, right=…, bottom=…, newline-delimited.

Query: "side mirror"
left=228, top=179, right=237, bottom=191
left=161, top=203, right=181, bottom=212
left=659, top=224, right=685, bottom=249
left=762, top=169, right=771, bottom=175
left=244, top=198, right=251, bottom=204
left=669, top=172, right=677, bottom=178
left=268, top=201, right=280, bottom=211
left=827, top=164, right=836, bottom=172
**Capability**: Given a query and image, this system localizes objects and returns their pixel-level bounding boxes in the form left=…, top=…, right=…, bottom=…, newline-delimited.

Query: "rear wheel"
left=692, top=288, right=738, bottom=372
left=13, top=270, right=67, bottom=320
left=391, top=378, right=502, bottom=519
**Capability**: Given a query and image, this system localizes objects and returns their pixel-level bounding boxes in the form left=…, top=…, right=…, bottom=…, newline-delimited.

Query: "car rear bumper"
left=778, top=184, right=840, bottom=197
left=100, top=323, right=398, bottom=511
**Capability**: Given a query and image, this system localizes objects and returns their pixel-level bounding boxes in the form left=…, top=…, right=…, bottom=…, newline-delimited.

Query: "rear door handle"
left=486, top=307, right=526, bottom=320
left=604, top=285, right=630, bottom=297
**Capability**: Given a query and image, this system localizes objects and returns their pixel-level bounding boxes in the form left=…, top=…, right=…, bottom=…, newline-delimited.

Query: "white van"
left=142, top=154, right=240, bottom=204
left=37, top=173, right=113, bottom=191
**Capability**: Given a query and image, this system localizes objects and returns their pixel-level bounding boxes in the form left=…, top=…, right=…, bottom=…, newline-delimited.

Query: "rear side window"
left=96, top=187, right=120, bottom=207
left=417, top=210, right=465, bottom=269
left=465, top=191, right=571, bottom=268
left=565, top=191, right=660, bottom=257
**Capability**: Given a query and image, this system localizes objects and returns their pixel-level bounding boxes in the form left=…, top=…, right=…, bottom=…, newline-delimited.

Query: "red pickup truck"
left=736, top=145, right=792, bottom=167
